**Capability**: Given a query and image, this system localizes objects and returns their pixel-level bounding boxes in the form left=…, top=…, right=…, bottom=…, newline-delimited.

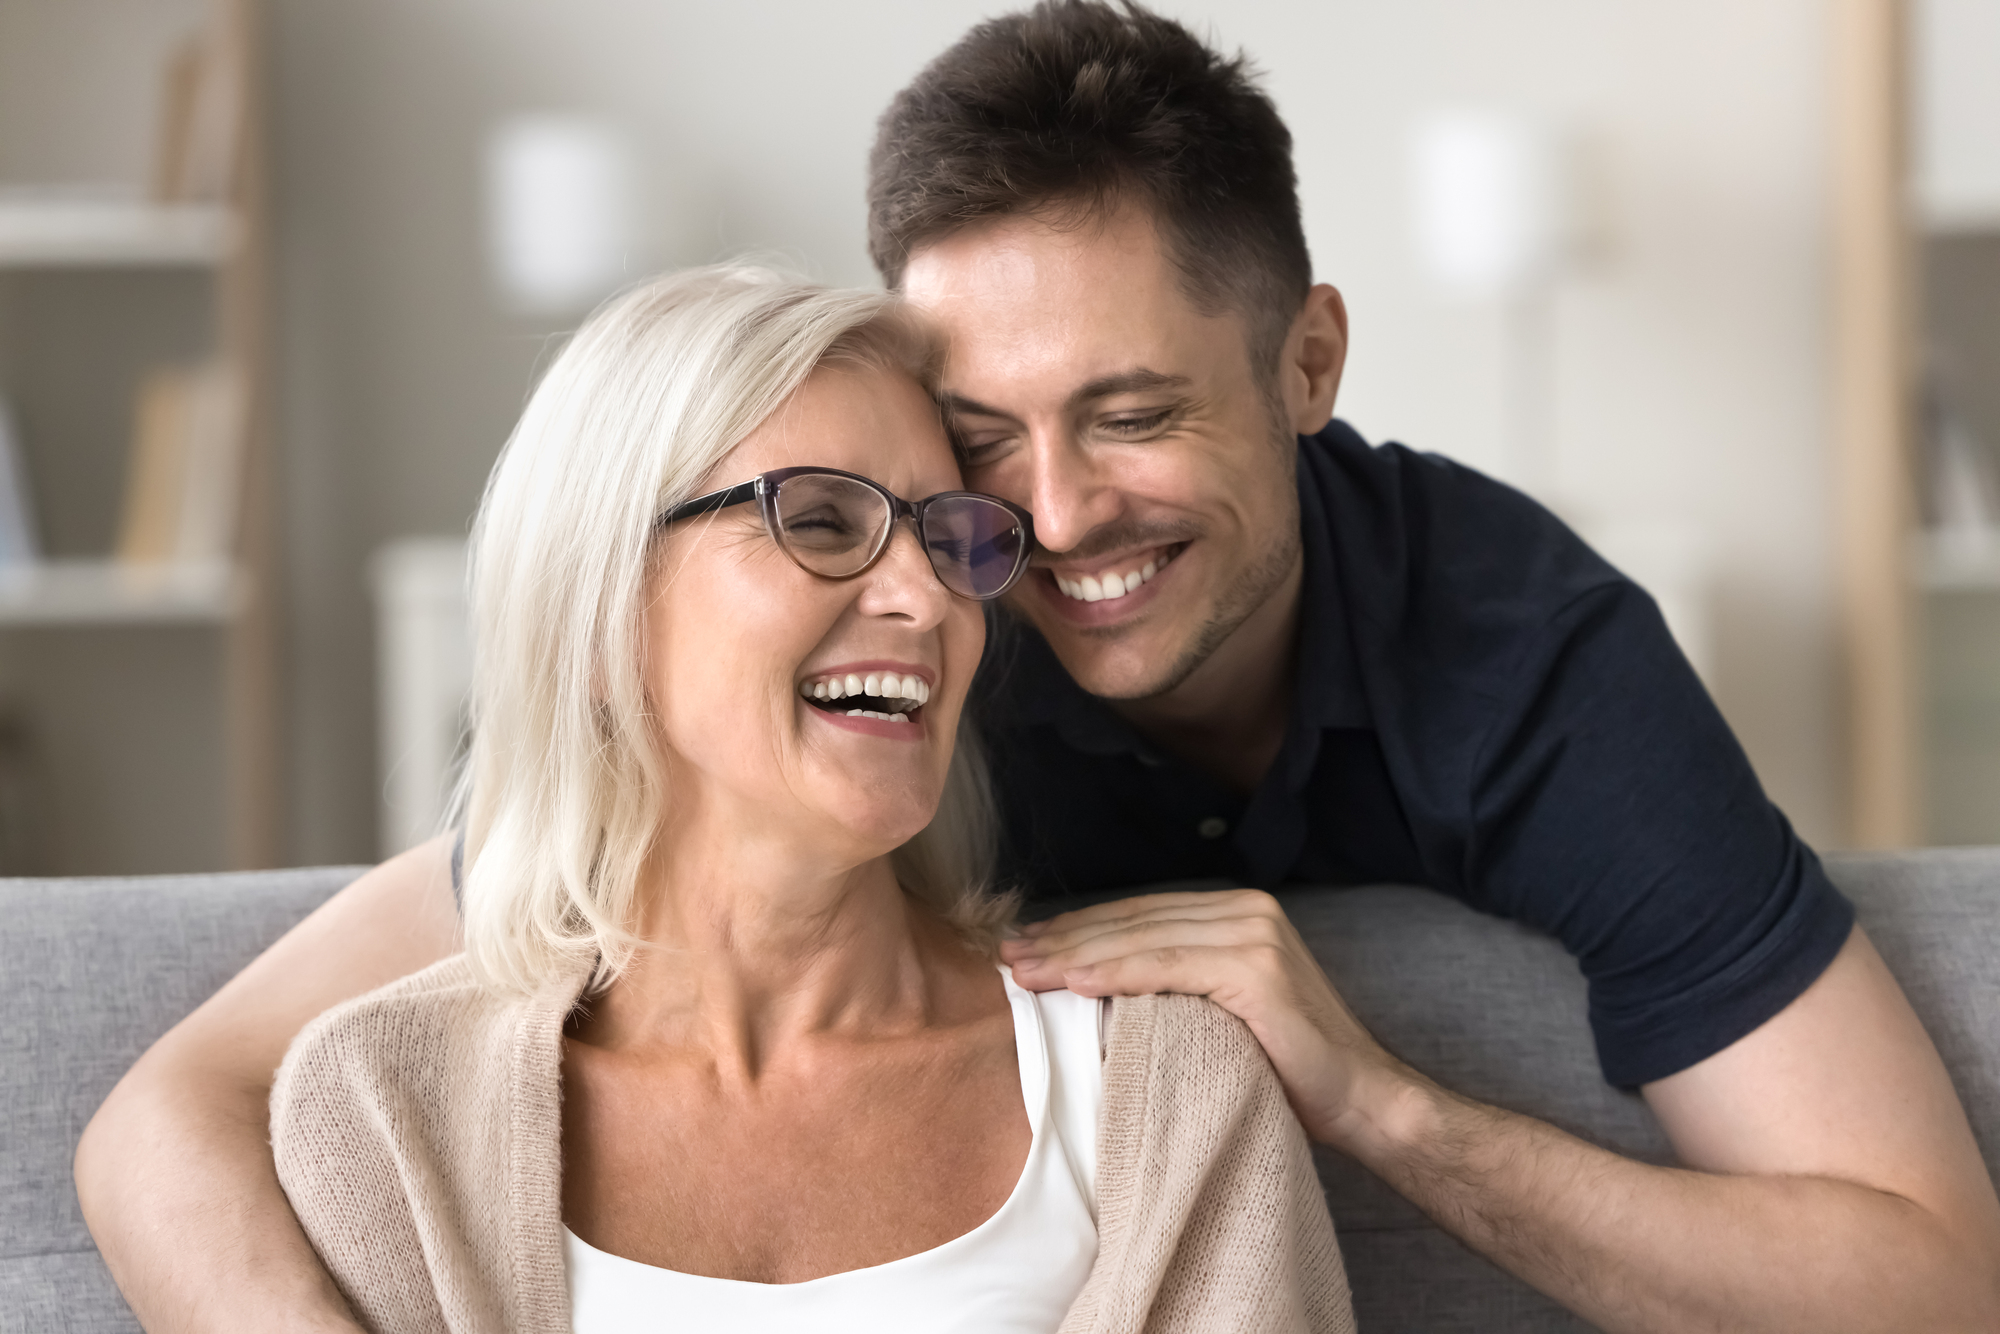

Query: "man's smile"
left=1047, top=542, right=1185, bottom=602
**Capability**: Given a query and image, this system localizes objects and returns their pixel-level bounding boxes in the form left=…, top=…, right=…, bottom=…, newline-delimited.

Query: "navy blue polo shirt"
left=972, top=419, right=1854, bottom=1088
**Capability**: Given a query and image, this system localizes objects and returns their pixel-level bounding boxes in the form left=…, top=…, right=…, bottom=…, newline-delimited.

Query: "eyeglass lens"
left=769, top=473, right=1025, bottom=599
left=921, top=495, right=1026, bottom=600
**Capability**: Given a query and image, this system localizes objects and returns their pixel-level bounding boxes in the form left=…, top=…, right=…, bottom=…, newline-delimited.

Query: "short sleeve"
left=1463, top=579, right=1854, bottom=1087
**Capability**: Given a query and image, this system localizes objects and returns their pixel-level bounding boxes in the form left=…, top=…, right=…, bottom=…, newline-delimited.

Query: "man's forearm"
left=1337, top=1071, right=1997, bottom=1334
left=76, top=1055, right=362, bottom=1334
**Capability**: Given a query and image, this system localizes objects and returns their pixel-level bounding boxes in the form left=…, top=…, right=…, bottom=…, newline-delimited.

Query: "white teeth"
left=803, top=672, right=931, bottom=709
left=841, top=708, right=906, bottom=723
left=1056, top=553, right=1175, bottom=602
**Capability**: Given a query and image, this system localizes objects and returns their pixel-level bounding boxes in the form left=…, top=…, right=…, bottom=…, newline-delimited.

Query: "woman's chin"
left=816, top=797, right=942, bottom=860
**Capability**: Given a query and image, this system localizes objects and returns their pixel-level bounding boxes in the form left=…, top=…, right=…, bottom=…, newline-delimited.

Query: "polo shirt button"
left=1197, top=817, right=1228, bottom=840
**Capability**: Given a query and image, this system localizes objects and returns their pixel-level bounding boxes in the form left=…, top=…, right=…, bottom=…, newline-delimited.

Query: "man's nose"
left=1026, top=432, right=1122, bottom=555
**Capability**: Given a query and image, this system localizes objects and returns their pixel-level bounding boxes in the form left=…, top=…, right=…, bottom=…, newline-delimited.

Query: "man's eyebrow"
left=940, top=392, right=1013, bottom=421
left=1066, top=369, right=1192, bottom=409
left=940, top=370, right=1193, bottom=422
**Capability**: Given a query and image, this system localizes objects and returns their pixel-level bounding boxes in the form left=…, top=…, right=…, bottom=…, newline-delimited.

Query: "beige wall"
left=270, top=0, right=1845, bottom=863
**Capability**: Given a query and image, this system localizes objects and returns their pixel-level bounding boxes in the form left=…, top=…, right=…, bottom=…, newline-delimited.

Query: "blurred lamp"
left=484, top=114, right=635, bottom=316
left=1411, top=110, right=1578, bottom=294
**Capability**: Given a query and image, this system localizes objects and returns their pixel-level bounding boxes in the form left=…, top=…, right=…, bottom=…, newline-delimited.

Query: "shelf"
left=1919, top=531, right=2000, bottom=592
left=0, top=198, right=236, bottom=268
left=0, top=559, right=243, bottom=625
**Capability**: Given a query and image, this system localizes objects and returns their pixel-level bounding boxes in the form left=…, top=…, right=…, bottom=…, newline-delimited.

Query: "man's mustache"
left=1029, top=520, right=1204, bottom=567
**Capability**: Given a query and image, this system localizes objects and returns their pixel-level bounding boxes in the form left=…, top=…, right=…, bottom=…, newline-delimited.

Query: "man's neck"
left=1111, top=557, right=1303, bottom=795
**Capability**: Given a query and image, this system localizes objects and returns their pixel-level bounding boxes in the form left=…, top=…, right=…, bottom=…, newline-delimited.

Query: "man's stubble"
left=1089, top=408, right=1303, bottom=704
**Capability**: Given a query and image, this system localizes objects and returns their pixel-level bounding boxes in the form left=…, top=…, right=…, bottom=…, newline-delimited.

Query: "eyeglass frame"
left=657, top=465, right=1037, bottom=602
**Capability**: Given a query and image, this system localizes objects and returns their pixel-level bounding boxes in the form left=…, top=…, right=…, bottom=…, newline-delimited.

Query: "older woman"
left=270, top=266, right=1352, bottom=1333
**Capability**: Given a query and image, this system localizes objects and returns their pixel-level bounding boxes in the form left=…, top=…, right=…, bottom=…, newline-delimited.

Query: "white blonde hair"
left=454, top=264, right=1011, bottom=995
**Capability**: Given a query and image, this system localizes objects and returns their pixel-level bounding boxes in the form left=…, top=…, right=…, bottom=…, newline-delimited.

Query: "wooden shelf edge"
left=1919, top=531, right=2000, bottom=591
left=0, top=199, right=237, bottom=268
left=0, top=558, right=244, bottom=625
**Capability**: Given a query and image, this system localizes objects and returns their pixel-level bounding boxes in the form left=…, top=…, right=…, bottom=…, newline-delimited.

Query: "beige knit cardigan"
left=272, top=954, right=1355, bottom=1334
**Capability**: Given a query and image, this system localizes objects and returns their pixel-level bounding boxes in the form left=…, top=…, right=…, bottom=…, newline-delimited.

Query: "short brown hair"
left=867, top=0, right=1312, bottom=373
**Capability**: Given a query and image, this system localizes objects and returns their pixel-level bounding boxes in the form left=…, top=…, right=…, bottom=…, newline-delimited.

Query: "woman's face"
left=643, top=365, right=986, bottom=864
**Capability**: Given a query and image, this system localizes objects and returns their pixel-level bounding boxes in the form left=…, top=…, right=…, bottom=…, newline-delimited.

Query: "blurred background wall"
left=268, top=0, right=1847, bottom=863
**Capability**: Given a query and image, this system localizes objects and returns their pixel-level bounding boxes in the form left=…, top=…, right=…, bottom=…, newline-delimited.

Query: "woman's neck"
left=572, top=821, right=980, bottom=1080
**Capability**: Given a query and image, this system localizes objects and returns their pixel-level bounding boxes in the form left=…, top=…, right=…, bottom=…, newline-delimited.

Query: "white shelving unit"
left=0, top=0, right=279, bottom=873
left=0, top=195, right=247, bottom=633
left=0, top=199, right=246, bottom=629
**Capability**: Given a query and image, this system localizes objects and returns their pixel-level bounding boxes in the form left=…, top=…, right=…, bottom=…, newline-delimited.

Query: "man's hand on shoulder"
left=999, top=888, right=1410, bottom=1145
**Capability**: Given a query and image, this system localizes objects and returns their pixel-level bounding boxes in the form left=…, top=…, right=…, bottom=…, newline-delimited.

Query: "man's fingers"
left=1003, top=914, right=1292, bottom=990
left=1018, top=888, right=1280, bottom=950
left=1039, top=943, right=1271, bottom=1004
left=1017, top=895, right=1216, bottom=946
left=1021, top=888, right=1272, bottom=933
left=1005, top=902, right=1291, bottom=966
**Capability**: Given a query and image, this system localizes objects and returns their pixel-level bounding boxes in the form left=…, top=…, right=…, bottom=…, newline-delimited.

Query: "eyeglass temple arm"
left=659, top=479, right=761, bottom=526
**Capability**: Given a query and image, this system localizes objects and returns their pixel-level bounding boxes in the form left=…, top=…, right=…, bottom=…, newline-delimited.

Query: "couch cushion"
left=0, top=867, right=363, bottom=1333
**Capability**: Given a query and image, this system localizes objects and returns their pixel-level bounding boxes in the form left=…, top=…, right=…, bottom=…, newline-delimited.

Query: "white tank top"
left=564, top=970, right=1105, bottom=1333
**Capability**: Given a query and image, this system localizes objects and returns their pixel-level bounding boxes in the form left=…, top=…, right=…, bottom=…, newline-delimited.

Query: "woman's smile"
left=797, top=660, right=934, bottom=739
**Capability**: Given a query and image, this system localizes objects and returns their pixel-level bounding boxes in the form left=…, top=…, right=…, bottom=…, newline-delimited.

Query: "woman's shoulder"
left=1105, top=991, right=1269, bottom=1081
left=284, top=956, right=491, bottom=1069
left=272, top=954, right=574, bottom=1129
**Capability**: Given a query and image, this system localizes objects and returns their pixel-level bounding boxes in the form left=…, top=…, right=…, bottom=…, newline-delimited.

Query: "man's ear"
left=1278, top=284, right=1348, bottom=436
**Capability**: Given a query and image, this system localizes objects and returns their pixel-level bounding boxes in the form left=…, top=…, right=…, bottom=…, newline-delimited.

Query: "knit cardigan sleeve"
left=1062, top=993, right=1356, bottom=1334
left=270, top=955, right=577, bottom=1334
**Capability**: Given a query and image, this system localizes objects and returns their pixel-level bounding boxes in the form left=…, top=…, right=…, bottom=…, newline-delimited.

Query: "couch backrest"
left=1293, top=849, right=2000, bottom=1332
left=2, top=852, right=1995, bottom=1334
left=0, top=867, right=364, bottom=1334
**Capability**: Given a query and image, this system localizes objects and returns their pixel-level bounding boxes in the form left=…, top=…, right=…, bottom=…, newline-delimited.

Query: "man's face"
left=901, top=204, right=1304, bottom=702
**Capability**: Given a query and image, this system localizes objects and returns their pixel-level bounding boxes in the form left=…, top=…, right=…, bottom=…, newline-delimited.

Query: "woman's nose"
left=858, top=520, right=953, bottom=622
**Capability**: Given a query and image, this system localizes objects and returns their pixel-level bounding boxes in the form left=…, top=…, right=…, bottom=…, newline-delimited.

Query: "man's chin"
left=1034, top=625, right=1196, bottom=702
left=1005, top=579, right=1212, bottom=701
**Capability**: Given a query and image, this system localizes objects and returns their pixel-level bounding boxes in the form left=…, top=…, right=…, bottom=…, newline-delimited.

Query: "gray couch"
left=4, top=852, right=1997, bottom=1333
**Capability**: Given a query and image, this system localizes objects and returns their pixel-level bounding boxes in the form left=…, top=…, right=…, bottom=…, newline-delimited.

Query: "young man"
left=78, top=3, right=2000, bottom=1330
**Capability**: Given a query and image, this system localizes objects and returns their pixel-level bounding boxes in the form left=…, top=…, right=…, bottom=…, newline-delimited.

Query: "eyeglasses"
left=659, top=466, right=1035, bottom=602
